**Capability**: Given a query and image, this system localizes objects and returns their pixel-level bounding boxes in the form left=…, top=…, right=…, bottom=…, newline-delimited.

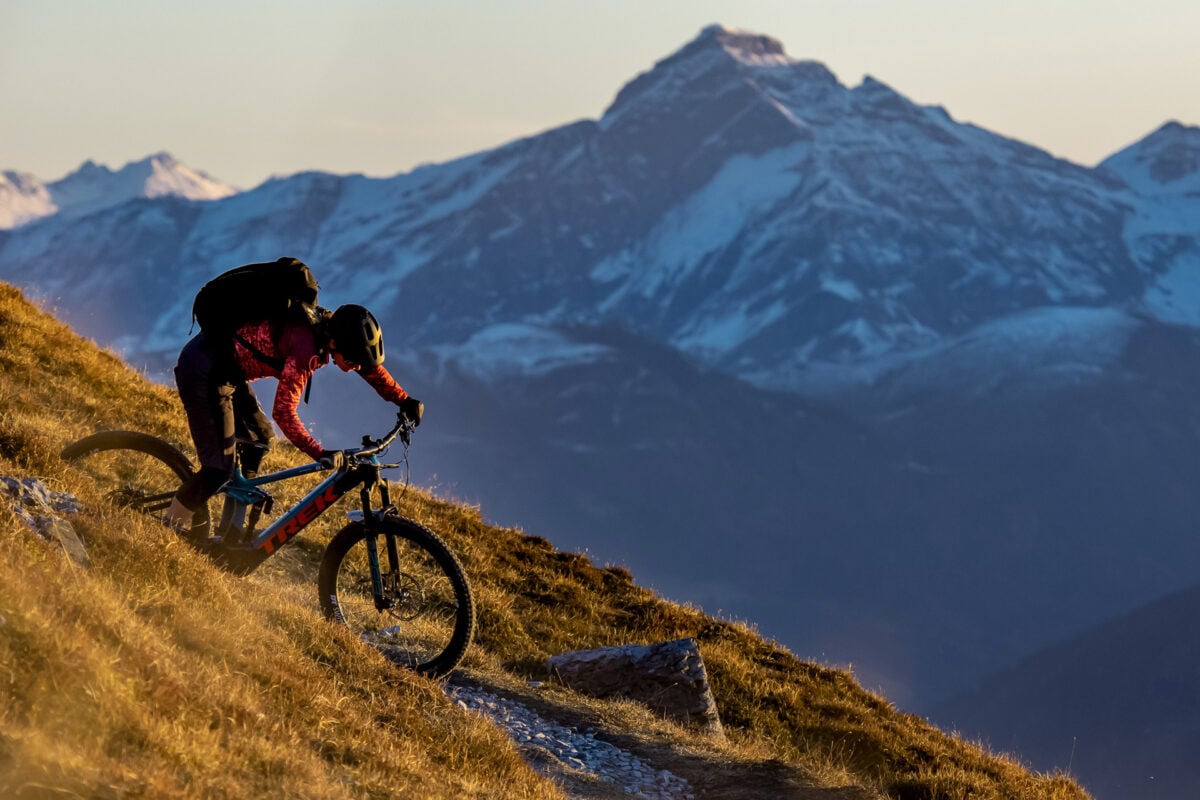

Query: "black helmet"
left=329, top=304, right=384, bottom=367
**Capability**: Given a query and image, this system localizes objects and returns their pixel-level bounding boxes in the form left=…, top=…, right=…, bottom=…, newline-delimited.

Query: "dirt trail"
left=448, top=675, right=875, bottom=800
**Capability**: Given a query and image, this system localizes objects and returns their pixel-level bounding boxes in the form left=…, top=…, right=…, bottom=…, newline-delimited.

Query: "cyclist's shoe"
left=163, top=496, right=194, bottom=532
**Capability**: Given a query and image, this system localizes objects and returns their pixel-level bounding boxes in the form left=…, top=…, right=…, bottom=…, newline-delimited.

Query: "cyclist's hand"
left=318, top=449, right=346, bottom=471
left=399, top=396, right=424, bottom=426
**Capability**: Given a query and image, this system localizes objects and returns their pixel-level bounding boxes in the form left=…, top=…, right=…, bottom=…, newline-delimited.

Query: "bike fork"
left=360, top=479, right=400, bottom=612
left=365, top=531, right=400, bottom=612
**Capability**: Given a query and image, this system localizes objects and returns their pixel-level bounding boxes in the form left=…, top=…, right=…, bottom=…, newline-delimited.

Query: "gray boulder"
left=546, top=638, right=723, bottom=737
left=2, top=476, right=88, bottom=566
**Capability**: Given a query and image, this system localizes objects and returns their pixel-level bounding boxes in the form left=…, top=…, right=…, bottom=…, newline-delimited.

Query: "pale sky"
left=2, top=0, right=1196, bottom=189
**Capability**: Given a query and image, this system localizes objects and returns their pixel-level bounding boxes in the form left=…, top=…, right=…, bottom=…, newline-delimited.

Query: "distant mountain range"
left=0, top=152, right=235, bottom=230
left=3, top=25, right=1200, bottom=798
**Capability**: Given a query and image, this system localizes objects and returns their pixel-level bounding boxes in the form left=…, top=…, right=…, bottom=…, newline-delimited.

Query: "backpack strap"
left=304, top=310, right=334, bottom=405
left=233, top=329, right=318, bottom=404
left=232, top=331, right=285, bottom=372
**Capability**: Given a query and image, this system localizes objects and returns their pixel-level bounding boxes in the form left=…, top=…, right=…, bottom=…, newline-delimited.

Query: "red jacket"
left=233, top=320, right=409, bottom=460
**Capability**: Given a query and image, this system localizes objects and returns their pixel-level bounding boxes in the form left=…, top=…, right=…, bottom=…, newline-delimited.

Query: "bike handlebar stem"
left=345, top=413, right=414, bottom=461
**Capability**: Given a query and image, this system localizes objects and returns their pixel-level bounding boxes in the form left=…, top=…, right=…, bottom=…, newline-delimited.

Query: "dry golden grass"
left=395, top=491, right=1088, bottom=800
left=0, top=282, right=1090, bottom=800
left=0, top=285, right=562, bottom=800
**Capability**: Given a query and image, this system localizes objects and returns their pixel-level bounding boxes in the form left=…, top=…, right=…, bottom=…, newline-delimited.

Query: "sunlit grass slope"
left=0, top=286, right=561, bottom=799
left=0, top=283, right=1088, bottom=800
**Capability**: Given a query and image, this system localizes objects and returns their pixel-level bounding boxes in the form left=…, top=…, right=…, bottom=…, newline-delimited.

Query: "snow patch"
left=405, top=153, right=518, bottom=228
left=600, top=143, right=808, bottom=306
left=0, top=171, right=57, bottom=229
left=747, top=306, right=1138, bottom=396
left=327, top=249, right=430, bottom=309
left=1144, top=250, right=1200, bottom=326
left=820, top=275, right=863, bottom=302
left=436, top=324, right=613, bottom=382
left=673, top=297, right=789, bottom=357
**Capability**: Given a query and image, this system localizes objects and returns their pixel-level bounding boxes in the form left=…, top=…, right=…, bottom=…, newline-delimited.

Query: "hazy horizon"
left=3, top=0, right=1197, bottom=188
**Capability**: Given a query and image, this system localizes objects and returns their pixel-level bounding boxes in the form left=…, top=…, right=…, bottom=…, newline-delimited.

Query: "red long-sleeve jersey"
left=232, top=320, right=409, bottom=459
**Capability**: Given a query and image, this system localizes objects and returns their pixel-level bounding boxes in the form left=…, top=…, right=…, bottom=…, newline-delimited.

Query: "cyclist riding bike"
left=164, top=301, right=423, bottom=531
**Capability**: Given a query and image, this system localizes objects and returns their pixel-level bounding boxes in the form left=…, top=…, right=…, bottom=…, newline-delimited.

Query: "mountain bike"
left=61, top=413, right=474, bottom=678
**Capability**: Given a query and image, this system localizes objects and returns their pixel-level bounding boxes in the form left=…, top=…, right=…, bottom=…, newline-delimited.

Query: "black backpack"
left=193, top=257, right=320, bottom=335
left=191, top=257, right=325, bottom=375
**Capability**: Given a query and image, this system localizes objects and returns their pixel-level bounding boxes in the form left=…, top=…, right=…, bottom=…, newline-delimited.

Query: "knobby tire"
left=61, top=430, right=211, bottom=538
left=318, top=515, right=475, bottom=678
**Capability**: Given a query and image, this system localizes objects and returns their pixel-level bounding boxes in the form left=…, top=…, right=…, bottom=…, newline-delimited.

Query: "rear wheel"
left=318, top=516, right=474, bottom=677
left=61, top=431, right=212, bottom=539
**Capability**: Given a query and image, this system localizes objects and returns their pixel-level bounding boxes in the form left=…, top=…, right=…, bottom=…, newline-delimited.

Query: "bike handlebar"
left=345, top=411, right=417, bottom=461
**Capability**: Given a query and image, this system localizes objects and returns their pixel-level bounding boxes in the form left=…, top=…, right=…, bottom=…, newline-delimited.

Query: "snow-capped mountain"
left=3, top=28, right=1200, bottom=769
left=1102, top=120, right=1200, bottom=193
left=0, top=170, right=56, bottom=229
left=1099, top=121, right=1200, bottom=328
left=0, top=152, right=236, bottom=230
left=2, top=26, right=1188, bottom=394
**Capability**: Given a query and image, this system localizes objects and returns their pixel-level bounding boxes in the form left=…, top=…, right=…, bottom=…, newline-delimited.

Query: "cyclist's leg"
left=170, top=334, right=238, bottom=524
left=232, top=380, right=273, bottom=478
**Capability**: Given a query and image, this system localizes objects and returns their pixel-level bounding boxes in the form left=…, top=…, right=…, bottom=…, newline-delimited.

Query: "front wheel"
left=318, top=516, right=475, bottom=678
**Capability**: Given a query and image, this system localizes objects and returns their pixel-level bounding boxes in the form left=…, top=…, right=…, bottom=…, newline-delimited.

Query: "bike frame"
left=201, top=415, right=410, bottom=574
left=225, top=462, right=350, bottom=554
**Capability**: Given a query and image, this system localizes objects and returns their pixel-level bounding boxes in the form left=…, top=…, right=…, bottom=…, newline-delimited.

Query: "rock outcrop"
left=547, top=638, right=723, bottom=737
left=2, top=476, right=88, bottom=566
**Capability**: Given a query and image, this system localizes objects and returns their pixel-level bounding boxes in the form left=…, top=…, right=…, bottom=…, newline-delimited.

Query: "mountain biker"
left=163, top=303, right=423, bottom=530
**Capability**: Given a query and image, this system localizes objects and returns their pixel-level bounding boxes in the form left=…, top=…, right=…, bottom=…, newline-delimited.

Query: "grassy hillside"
left=0, top=282, right=1088, bottom=799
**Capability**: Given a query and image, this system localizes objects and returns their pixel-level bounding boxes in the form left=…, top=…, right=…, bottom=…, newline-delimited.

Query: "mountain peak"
left=688, top=24, right=790, bottom=66
left=1137, top=120, right=1200, bottom=181
left=142, top=151, right=181, bottom=169
left=601, top=25, right=838, bottom=128
left=0, top=153, right=239, bottom=228
left=1101, top=120, right=1200, bottom=190
left=46, top=152, right=238, bottom=219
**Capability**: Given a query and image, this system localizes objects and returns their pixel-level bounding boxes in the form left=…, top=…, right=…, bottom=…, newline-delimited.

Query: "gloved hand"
left=318, top=449, right=346, bottom=471
left=399, top=396, right=424, bottom=426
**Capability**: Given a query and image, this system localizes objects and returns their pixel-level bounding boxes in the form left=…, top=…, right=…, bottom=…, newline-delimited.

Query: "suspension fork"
left=360, top=480, right=400, bottom=611
left=363, top=531, right=407, bottom=611
left=377, top=476, right=400, bottom=564
left=364, top=533, right=387, bottom=609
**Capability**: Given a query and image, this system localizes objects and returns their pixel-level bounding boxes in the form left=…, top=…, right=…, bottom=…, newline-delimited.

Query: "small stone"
left=40, top=518, right=90, bottom=567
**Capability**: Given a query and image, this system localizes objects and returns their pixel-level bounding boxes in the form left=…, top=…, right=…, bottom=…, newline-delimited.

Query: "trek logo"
left=260, top=483, right=344, bottom=554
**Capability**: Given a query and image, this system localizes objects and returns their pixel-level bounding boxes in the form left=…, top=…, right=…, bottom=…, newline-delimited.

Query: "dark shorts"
left=173, top=332, right=274, bottom=509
